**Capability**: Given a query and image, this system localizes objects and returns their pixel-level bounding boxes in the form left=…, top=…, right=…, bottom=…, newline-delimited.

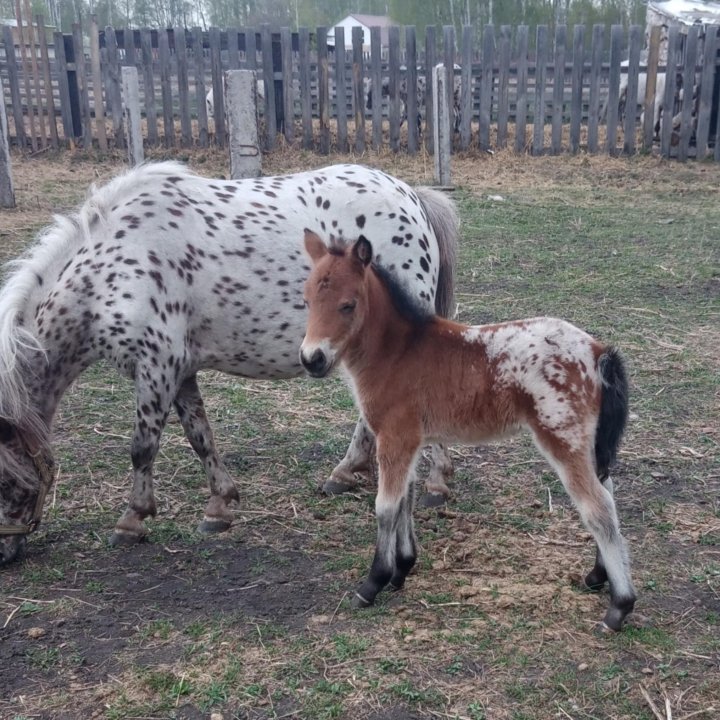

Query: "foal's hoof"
left=198, top=517, right=232, bottom=534
left=594, top=621, right=619, bottom=636
left=417, top=491, right=448, bottom=508
left=108, top=530, right=145, bottom=547
left=350, top=592, right=374, bottom=609
left=322, top=477, right=358, bottom=495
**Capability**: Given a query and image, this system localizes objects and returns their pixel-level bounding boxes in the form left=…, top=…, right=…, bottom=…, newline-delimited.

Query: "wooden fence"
left=2, top=19, right=720, bottom=160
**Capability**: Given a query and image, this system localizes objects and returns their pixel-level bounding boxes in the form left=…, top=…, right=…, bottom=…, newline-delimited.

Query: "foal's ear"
left=353, top=235, right=373, bottom=267
left=303, top=229, right=327, bottom=263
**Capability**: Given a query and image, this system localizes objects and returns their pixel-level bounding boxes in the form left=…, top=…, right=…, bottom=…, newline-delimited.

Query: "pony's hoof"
left=108, top=530, right=145, bottom=547
left=322, top=478, right=357, bottom=495
left=417, top=491, right=448, bottom=508
left=350, top=592, right=373, bottom=609
left=584, top=568, right=608, bottom=591
left=594, top=621, right=619, bottom=636
left=198, top=518, right=232, bottom=534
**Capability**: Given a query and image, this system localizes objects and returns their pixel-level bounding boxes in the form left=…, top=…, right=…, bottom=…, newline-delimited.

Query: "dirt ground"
left=1, top=146, right=719, bottom=720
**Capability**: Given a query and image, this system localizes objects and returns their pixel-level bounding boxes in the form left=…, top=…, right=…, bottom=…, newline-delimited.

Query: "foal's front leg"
left=352, top=432, right=419, bottom=608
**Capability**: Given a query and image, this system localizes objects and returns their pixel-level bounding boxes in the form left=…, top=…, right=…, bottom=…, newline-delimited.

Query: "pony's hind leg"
left=418, top=442, right=454, bottom=507
left=110, top=368, right=178, bottom=546
left=173, top=375, right=240, bottom=534
left=584, top=475, right=613, bottom=591
left=353, top=431, right=419, bottom=608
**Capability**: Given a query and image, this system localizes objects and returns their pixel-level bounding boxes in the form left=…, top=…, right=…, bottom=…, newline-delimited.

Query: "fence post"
left=122, top=66, right=143, bottom=166
left=352, top=26, right=365, bottom=154
left=2, top=25, right=26, bottom=148
left=0, top=77, right=15, bottom=208
left=226, top=70, right=261, bottom=179
left=90, top=16, right=107, bottom=152
left=433, top=64, right=451, bottom=186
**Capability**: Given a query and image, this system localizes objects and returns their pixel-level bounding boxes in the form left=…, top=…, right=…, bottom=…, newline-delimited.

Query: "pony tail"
left=414, top=187, right=459, bottom=319
left=595, top=348, right=630, bottom=479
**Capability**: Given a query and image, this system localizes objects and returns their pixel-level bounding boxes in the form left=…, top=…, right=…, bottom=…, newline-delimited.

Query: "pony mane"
left=0, top=161, right=194, bottom=424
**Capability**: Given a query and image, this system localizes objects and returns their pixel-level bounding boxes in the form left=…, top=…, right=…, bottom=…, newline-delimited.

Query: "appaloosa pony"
left=300, top=232, right=636, bottom=632
left=0, top=162, right=458, bottom=565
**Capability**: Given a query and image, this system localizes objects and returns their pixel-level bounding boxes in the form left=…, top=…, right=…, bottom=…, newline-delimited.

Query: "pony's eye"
left=0, top=420, right=15, bottom=443
left=340, top=301, right=356, bottom=315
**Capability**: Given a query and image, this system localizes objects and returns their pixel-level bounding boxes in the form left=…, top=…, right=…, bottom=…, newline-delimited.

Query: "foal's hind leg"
left=173, top=375, right=240, bottom=534
left=537, top=441, right=636, bottom=632
left=417, top=443, right=454, bottom=508
left=584, top=475, right=613, bottom=591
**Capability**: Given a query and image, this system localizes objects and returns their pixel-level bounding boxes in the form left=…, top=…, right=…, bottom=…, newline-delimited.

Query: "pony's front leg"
left=324, top=417, right=375, bottom=494
left=109, top=374, right=174, bottom=546
left=352, top=432, right=419, bottom=608
left=173, top=375, right=239, bottom=534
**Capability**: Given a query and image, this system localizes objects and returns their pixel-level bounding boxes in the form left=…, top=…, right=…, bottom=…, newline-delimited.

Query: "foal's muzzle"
left=300, top=347, right=333, bottom=378
left=0, top=535, right=27, bottom=566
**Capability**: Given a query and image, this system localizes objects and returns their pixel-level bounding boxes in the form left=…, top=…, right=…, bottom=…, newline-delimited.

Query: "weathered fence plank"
left=643, top=25, right=662, bottom=151
left=89, top=16, right=106, bottom=151
left=52, top=31, right=74, bottom=143
left=23, top=0, right=46, bottom=148
left=158, top=30, right=174, bottom=147
left=587, top=25, right=604, bottom=153
left=333, top=26, right=347, bottom=152
left=122, top=66, right=143, bottom=166
left=15, top=0, right=37, bottom=150
left=193, top=27, right=208, bottom=148
left=533, top=25, right=548, bottom=155
left=605, top=25, right=623, bottom=155
left=569, top=25, right=584, bottom=154
left=0, top=76, right=15, bottom=207
left=442, top=25, right=455, bottom=141
left=317, top=26, right=330, bottom=154
left=140, top=29, right=158, bottom=145
left=514, top=25, right=529, bottom=153
left=460, top=25, right=473, bottom=150
left=623, top=25, right=642, bottom=156
left=496, top=25, right=511, bottom=148
left=36, top=15, right=58, bottom=148
left=299, top=27, right=312, bottom=149
left=2, top=25, right=26, bottom=148
left=174, top=27, right=192, bottom=148
left=260, top=25, right=276, bottom=149
left=227, top=28, right=239, bottom=69
left=551, top=25, right=566, bottom=155
left=104, top=26, right=124, bottom=148
left=281, top=27, right=295, bottom=146
left=406, top=26, right=419, bottom=154
left=677, top=25, right=699, bottom=161
left=695, top=26, right=719, bottom=159
left=433, top=64, right=451, bottom=186
left=424, top=25, right=436, bottom=153
left=388, top=26, right=401, bottom=152
left=352, top=26, right=365, bottom=154
left=210, top=28, right=226, bottom=147
left=76, top=24, right=94, bottom=149
left=371, top=26, right=382, bottom=150
left=660, top=25, right=681, bottom=157
left=479, top=24, right=494, bottom=152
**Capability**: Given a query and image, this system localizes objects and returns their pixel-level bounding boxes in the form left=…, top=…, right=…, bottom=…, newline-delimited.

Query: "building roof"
left=346, top=14, right=396, bottom=28
left=648, top=1, right=720, bottom=25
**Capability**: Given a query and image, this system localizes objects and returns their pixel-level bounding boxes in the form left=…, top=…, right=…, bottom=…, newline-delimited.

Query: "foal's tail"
left=414, top=187, right=459, bottom=319
left=595, top=348, right=630, bottom=480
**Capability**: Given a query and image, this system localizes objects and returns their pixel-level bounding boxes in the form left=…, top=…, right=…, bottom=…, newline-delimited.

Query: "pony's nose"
left=0, top=535, right=26, bottom=566
left=300, top=348, right=330, bottom=377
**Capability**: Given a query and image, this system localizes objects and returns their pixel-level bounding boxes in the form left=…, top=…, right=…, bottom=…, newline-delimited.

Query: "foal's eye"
left=339, top=301, right=357, bottom=315
left=0, top=420, right=15, bottom=443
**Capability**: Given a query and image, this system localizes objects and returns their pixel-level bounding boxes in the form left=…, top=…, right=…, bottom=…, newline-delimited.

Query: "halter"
left=0, top=447, right=55, bottom=537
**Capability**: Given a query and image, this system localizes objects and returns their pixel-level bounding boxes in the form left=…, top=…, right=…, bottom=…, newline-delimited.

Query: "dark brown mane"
left=371, top=264, right=434, bottom=326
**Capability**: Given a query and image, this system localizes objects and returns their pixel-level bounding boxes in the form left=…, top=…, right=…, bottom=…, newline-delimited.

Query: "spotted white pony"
left=0, top=163, right=458, bottom=564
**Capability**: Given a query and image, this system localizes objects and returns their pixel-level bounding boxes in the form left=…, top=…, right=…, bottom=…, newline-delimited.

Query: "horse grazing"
left=0, top=162, right=459, bottom=565
left=300, top=232, right=636, bottom=632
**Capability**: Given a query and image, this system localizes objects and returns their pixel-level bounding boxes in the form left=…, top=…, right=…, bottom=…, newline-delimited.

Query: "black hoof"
left=322, top=478, right=357, bottom=495
left=198, top=518, right=232, bottom=534
left=594, top=621, right=618, bottom=636
left=417, top=491, right=448, bottom=508
left=350, top=592, right=373, bottom=609
left=108, top=530, right=145, bottom=547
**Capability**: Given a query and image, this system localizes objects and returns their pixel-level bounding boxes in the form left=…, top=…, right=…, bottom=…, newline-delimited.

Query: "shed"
left=327, top=14, right=398, bottom=50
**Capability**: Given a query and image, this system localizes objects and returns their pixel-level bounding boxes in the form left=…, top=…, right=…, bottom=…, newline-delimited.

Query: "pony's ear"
left=303, top=229, right=327, bottom=264
left=353, top=236, right=373, bottom=267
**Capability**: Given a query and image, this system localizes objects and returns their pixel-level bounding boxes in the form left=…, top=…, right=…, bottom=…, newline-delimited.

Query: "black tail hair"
left=595, top=347, right=630, bottom=480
